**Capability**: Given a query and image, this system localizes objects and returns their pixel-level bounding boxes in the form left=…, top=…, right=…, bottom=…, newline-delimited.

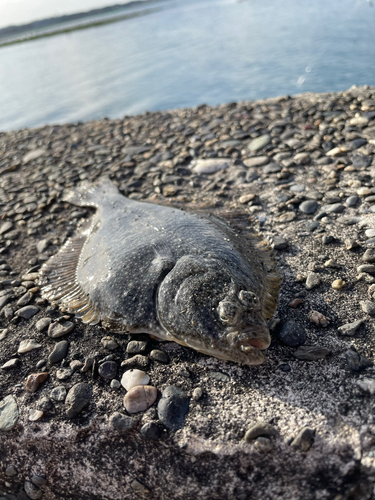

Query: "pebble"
left=65, top=383, right=92, bottom=418
left=16, top=305, right=40, bottom=319
left=38, top=397, right=53, bottom=411
left=0, top=329, right=8, bottom=341
left=25, top=373, right=48, bottom=393
left=16, top=291, right=33, bottom=307
left=290, top=428, right=315, bottom=452
left=140, top=422, right=161, bottom=441
left=360, top=300, right=375, bottom=316
left=365, top=229, right=375, bottom=238
left=22, top=148, right=46, bottom=164
left=299, top=200, right=318, bottom=214
left=100, top=337, right=118, bottom=350
left=363, top=249, right=375, bottom=263
left=248, top=134, right=271, bottom=152
left=48, top=340, right=69, bottom=363
left=0, top=395, right=19, bottom=431
left=345, top=238, right=359, bottom=250
left=5, top=465, right=17, bottom=476
left=110, top=412, right=138, bottom=432
left=81, top=357, right=94, bottom=373
left=24, top=480, right=42, bottom=500
left=35, top=317, right=52, bottom=332
left=121, top=369, right=150, bottom=391
left=192, top=387, right=203, bottom=401
left=278, top=321, right=306, bottom=347
left=331, top=279, right=346, bottom=290
left=48, top=321, right=74, bottom=338
left=150, top=349, right=169, bottom=363
left=157, top=386, right=189, bottom=430
left=50, top=386, right=67, bottom=402
left=293, top=346, right=331, bottom=361
left=124, top=385, right=157, bottom=414
left=308, top=310, right=330, bottom=327
left=293, top=152, right=310, bottom=165
left=244, top=421, right=276, bottom=442
left=346, top=195, right=359, bottom=207
left=121, top=354, right=150, bottom=370
left=357, top=264, right=375, bottom=275
left=357, top=378, right=375, bottom=394
left=305, top=272, right=321, bottom=290
left=243, top=156, right=269, bottom=167
left=98, top=360, right=118, bottom=380
left=239, top=193, right=256, bottom=204
left=273, top=236, right=288, bottom=250
left=278, top=212, right=296, bottom=222
left=338, top=320, right=364, bottom=336
left=18, top=339, right=41, bottom=354
left=191, top=159, right=230, bottom=174
left=28, top=409, right=44, bottom=422
left=1, top=358, right=20, bottom=370
left=31, top=475, right=47, bottom=486
left=126, top=340, right=148, bottom=354
left=346, top=349, right=372, bottom=371
left=56, top=368, right=73, bottom=380
left=0, top=221, right=14, bottom=235
left=110, top=379, right=121, bottom=389
left=254, top=437, right=273, bottom=453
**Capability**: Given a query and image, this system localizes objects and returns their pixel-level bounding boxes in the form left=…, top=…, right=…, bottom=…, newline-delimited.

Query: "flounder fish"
left=39, top=178, right=280, bottom=366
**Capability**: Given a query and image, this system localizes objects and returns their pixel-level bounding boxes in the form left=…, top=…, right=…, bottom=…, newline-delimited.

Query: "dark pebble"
left=98, top=360, right=118, bottom=380
left=244, top=422, right=276, bottom=442
left=346, top=348, right=373, bottom=371
left=363, top=249, right=375, bottom=263
left=157, top=386, right=190, bottom=430
left=278, top=321, right=306, bottom=347
left=273, top=236, right=288, bottom=250
left=16, top=305, right=40, bottom=319
left=126, top=340, right=148, bottom=354
left=110, top=411, right=138, bottom=432
left=299, top=200, right=318, bottom=214
left=150, top=349, right=169, bottom=363
left=65, top=383, right=92, bottom=418
left=290, top=427, right=315, bottom=452
left=121, top=355, right=150, bottom=370
left=278, top=363, right=291, bottom=372
left=140, top=421, right=161, bottom=441
left=48, top=340, right=69, bottom=364
left=293, top=345, right=331, bottom=361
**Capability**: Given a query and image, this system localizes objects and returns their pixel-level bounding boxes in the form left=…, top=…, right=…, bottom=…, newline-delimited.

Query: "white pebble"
left=29, top=409, right=44, bottom=421
left=190, top=159, right=230, bottom=174
left=18, top=339, right=42, bottom=354
left=121, top=369, right=150, bottom=391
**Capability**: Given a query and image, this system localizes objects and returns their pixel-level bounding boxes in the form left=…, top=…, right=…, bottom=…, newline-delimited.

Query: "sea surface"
left=1, top=0, right=375, bottom=131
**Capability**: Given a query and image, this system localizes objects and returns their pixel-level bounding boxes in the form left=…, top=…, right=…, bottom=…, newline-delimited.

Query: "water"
left=0, top=0, right=375, bottom=132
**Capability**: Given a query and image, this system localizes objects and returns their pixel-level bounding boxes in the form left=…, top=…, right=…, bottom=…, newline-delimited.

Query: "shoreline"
left=1, top=86, right=375, bottom=499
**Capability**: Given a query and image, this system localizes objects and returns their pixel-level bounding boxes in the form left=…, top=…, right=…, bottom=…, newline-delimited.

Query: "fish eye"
left=239, top=290, right=258, bottom=307
left=217, top=301, right=239, bottom=325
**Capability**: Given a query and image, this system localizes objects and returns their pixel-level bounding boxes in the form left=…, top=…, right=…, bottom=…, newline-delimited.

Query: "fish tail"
left=63, top=177, right=119, bottom=208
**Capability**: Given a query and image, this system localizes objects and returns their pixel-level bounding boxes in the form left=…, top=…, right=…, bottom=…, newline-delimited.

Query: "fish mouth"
left=228, top=324, right=271, bottom=351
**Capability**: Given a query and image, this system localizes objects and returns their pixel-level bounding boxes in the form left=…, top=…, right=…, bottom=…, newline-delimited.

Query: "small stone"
left=254, top=437, right=273, bottom=452
left=278, top=212, right=296, bottom=222
left=0, top=221, right=13, bottom=235
left=16, top=305, right=40, bottom=319
left=25, top=372, right=48, bottom=393
left=24, top=480, right=42, bottom=500
left=346, top=195, right=359, bottom=207
left=244, top=422, right=276, bottom=442
left=294, top=152, right=310, bottom=165
left=366, top=229, right=375, bottom=238
left=0, top=395, right=19, bottom=431
left=16, top=291, right=33, bottom=307
left=98, top=361, right=118, bottom=380
left=346, top=349, right=372, bottom=371
left=358, top=264, right=375, bottom=275
left=140, top=422, right=161, bottom=441
left=56, top=368, right=73, bottom=380
left=31, top=475, right=47, bottom=486
left=243, top=156, right=269, bottom=167
left=48, top=340, right=69, bottom=363
left=1, top=358, right=21, bottom=370
left=273, top=236, right=288, bottom=250
left=124, top=385, right=157, bottom=414
left=37, top=397, right=53, bottom=411
left=0, top=328, right=8, bottom=341
left=305, top=272, right=321, bottom=290
left=110, top=379, right=121, bottom=389
left=293, top=346, right=331, bottom=361
left=157, top=386, right=189, bottom=430
left=248, top=134, right=271, bottom=152
left=35, top=317, right=52, bottom=332
left=290, top=428, right=315, bottom=451
left=48, top=321, right=74, bottom=338
left=363, top=249, right=375, bottom=263
left=110, top=411, right=138, bottom=432
left=332, top=279, right=346, bottom=290
left=263, top=163, right=281, bottom=174
left=150, top=349, right=169, bottom=363
left=100, top=337, right=118, bottom=350
left=28, top=409, right=44, bottom=422
left=278, top=321, right=306, bottom=347
left=5, top=465, right=17, bottom=476
left=81, top=357, right=94, bottom=373
left=192, top=387, right=203, bottom=401
left=18, top=339, right=42, bottom=354
left=50, top=386, right=67, bottom=402
left=299, top=200, right=318, bottom=214
left=345, top=238, right=359, bottom=250
left=288, top=298, right=303, bottom=308
left=65, top=383, right=92, bottom=418
left=121, top=369, right=150, bottom=391
left=22, top=149, right=46, bottom=164
left=121, top=355, right=150, bottom=370
left=191, top=159, right=230, bottom=174
left=361, top=300, right=375, bottom=316
left=338, top=320, right=364, bottom=336
left=357, top=186, right=372, bottom=196
left=126, top=340, right=148, bottom=354
left=130, top=479, right=150, bottom=498
left=239, top=193, right=256, bottom=204
left=357, top=378, right=375, bottom=394
left=308, top=310, right=330, bottom=327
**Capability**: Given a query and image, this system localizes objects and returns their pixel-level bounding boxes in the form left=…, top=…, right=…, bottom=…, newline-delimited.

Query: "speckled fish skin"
left=40, top=178, right=280, bottom=366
